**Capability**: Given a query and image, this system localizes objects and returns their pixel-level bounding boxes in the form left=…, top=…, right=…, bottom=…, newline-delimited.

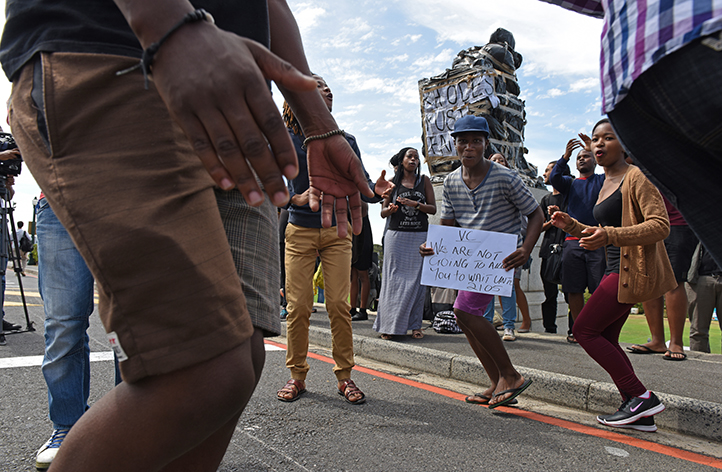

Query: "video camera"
left=0, top=132, right=22, bottom=177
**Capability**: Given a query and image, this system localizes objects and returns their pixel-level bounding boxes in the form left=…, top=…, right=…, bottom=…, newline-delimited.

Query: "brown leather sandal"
left=277, top=379, right=306, bottom=402
left=337, top=379, right=366, bottom=404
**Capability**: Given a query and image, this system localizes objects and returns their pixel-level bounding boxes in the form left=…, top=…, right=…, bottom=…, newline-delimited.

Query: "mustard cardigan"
left=562, top=165, right=677, bottom=304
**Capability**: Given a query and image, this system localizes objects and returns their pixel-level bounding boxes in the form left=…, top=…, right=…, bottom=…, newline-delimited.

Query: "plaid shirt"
left=540, top=0, right=722, bottom=113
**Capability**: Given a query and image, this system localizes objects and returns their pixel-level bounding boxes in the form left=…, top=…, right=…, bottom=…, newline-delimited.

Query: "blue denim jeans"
left=483, top=284, right=517, bottom=330
left=608, top=33, right=722, bottom=268
left=37, top=198, right=95, bottom=429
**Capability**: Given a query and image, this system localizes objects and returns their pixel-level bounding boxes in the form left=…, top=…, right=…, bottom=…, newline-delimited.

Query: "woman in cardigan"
left=551, top=119, right=675, bottom=432
left=374, top=147, right=436, bottom=340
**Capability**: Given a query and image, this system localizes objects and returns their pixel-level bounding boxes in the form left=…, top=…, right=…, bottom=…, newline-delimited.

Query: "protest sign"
left=421, top=224, right=517, bottom=297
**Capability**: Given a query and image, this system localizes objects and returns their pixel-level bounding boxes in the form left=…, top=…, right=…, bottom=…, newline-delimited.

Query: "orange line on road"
left=264, top=339, right=722, bottom=469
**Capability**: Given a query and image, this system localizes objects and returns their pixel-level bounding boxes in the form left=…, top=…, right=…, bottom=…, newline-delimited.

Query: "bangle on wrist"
left=117, top=9, right=215, bottom=89
left=302, top=129, right=345, bottom=149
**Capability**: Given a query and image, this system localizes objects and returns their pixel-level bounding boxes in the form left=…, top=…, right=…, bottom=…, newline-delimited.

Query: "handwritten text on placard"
left=420, top=72, right=499, bottom=159
left=421, top=225, right=517, bottom=297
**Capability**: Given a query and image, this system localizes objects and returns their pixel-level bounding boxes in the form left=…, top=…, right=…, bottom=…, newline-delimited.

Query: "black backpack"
left=19, top=233, right=33, bottom=253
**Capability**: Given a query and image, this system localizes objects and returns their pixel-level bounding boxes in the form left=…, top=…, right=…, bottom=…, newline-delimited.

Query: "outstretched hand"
left=386, top=203, right=400, bottom=215
left=0, top=148, right=21, bottom=161
left=563, top=138, right=583, bottom=160
left=550, top=210, right=572, bottom=230
left=502, top=247, right=530, bottom=271
left=396, top=197, right=416, bottom=208
left=578, top=133, right=592, bottom=151
left=419, top=242, right=434, bottom=257
left=579, top=226, right=608, bottom=251
left=306, top=134, right=375, bottom=237
left=374, top=170, right=394, bottom=199
left=150, top=23, right=317, bottom=207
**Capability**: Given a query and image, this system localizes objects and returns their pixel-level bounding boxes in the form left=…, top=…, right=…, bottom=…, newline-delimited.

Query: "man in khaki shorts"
left=1, top=0, right=373, bottom=470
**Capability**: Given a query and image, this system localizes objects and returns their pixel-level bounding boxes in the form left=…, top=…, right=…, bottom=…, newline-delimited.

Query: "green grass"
left=620, top=314, right=721, bottom=355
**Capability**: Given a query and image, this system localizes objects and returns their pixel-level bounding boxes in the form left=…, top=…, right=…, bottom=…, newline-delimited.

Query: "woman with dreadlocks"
left=277, top=75, right=393, bottom=404
left=373, top=147, right=436, bottom=340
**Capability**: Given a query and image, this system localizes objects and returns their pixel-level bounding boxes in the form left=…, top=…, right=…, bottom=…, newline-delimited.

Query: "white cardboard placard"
left=421, top=224, right=517, bottom=297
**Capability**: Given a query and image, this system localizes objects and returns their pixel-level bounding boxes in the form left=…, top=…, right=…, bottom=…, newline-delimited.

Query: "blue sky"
left=2, top=0, right=605, bottom=240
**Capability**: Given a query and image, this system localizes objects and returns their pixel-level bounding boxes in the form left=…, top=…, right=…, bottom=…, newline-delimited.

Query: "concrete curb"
left=281, top=324, right=722, bottom=441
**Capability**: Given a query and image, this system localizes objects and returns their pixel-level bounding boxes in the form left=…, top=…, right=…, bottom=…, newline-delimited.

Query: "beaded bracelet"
left=302, top=129, right=345, bottom=148
left=117, top=9, right=215, bottom=89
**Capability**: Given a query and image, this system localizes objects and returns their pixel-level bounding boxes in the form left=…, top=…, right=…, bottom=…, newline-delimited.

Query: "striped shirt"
left=540, top=0, right=722, bottom=113
left=441, top=163, right=539, bottom=247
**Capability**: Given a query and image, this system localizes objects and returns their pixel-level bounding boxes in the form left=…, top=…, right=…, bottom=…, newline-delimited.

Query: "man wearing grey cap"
left=421, top=115, right=543, bottom=408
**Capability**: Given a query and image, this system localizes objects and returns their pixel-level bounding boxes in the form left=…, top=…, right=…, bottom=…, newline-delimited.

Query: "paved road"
left=1, top=270, right=721, bottom=471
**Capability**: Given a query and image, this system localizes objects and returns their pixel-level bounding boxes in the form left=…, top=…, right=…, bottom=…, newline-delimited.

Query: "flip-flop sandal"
left=465, top=393, right=491, bottom=404
left=277, top=379, right=306, bottom=402
left=338, top=379, right=366, bottom=404
left=488, top=379, right=533, bottom=409
left=465, top=393, right=517, bottom=405
left=627, top=345, right=665, bottom=354
left=412, top=330, right=424, bottom=339
left=663, top=350, right=687, bottom=361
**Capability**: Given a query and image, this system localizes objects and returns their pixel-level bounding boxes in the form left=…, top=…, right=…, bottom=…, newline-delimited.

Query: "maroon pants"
left=572, top=273, right=646, bottom=399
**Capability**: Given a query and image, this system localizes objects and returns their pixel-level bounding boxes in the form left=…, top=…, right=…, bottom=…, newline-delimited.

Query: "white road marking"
left=0, top=344, right=284, bottom=369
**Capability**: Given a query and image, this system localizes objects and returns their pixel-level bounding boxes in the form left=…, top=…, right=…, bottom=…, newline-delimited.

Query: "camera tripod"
left=0, top=176, right=34, bottom=336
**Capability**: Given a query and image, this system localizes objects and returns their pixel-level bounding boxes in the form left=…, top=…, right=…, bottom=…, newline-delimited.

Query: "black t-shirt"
left=388, top=176, right=428, bottom=232
left=539, top=192, right=566, bottom=258
left=0, top=0, right=270, bottom=81
left=594, top=186, right=623, bottom=275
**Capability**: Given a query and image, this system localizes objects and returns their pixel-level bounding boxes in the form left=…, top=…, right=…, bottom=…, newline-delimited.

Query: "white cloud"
left=290, top=3, right=327, bottom=33
left=328, top=20, right=375, bottom=50
left=385, top=54, right=410, bottom=63
left=333, top=104, right=366, bottom=118
left=359, top=30, right=375, bottom=42
left=319, top=60, right=422, bottom=105
left=401, top=136, right=422, bottom=146
left=585, top=98, right=603, bottom=114
left=540, top=88, right=566, bottom=99
left=569, top=77, right=598, bottom=93
left=395, top=0, right=602, bottom=78
left=411, top=48, right=456, bottom=71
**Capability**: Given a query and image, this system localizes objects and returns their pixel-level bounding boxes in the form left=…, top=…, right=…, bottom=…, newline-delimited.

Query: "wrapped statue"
left=418, top=28, right=541, bottom=188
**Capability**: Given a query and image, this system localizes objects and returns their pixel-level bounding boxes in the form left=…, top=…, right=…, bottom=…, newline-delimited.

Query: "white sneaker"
left=502, top=328, right=516, bottom=342
left=36, top=428, right=69, bottom=471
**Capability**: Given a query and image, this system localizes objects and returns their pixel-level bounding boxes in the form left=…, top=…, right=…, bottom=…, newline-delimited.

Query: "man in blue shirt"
left=550, top=137, right=605, bottom=343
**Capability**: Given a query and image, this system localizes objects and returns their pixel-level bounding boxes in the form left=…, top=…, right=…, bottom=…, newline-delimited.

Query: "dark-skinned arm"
left=112, top=0, right=317, bottom=208
left=267, top=0, right=373, bottom=236
left=502, top=206, right=544, bottom=270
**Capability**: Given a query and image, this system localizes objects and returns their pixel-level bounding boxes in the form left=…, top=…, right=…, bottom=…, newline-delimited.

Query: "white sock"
left=638, top=390, right=651, bottom=399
